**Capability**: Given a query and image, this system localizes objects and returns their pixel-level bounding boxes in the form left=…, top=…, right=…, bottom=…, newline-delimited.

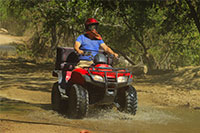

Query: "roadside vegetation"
left=0, top=0, right=200, bottom=71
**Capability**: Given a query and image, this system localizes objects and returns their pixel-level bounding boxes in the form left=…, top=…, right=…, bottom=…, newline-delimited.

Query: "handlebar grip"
left=83, top=51, right=92, bottom=56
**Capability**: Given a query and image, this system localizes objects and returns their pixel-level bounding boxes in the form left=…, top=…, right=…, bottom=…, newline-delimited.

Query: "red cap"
left=85, top=18, right=99, bottom=26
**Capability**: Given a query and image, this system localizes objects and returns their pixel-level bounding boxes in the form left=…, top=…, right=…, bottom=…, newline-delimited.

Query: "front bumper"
left=83, top=75, right=132, bottom=104
left=82, top=67, right=133, bottom=104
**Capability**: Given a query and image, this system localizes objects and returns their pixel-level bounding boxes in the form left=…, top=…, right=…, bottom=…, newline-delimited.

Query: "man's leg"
left=75, top=60, right=93, bottom=68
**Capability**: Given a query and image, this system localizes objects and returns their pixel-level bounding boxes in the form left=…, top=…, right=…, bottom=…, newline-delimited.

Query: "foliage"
left=0, top=0, right=30, bottom=35
left=0, top=0, right=199, bottom=69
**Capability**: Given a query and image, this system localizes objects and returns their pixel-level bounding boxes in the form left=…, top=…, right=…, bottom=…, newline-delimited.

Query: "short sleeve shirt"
left=76, top=34, right=104, bottom=61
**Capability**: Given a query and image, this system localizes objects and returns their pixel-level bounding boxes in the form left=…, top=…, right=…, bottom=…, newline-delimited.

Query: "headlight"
left=92, top=75, right=104, bottom=82
left=117, top=76, right=128, bottom=83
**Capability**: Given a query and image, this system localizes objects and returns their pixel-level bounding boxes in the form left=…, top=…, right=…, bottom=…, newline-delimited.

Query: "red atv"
left=51, top=47, right=137, bottom=119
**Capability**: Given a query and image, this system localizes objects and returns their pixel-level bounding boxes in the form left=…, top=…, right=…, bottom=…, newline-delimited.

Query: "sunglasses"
left=88, top=24, right=98, bottom=31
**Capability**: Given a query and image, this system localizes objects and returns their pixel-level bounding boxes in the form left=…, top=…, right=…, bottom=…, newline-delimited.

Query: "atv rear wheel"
left=117, top=85, right=137, bottom=115
left=67, top=84, right=89, bottom=119
left=51, top=82, right=67, bottom=112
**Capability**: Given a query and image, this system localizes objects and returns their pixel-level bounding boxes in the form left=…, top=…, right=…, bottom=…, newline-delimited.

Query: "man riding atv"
left=74, top=18, right=118, bottom=68
left=51, top=18, right=137, bottom=119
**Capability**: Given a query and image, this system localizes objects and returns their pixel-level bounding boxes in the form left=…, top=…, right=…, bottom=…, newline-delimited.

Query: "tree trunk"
left=111, top=47, right=136, bottom=65
left=51, top=24, right=57, bottom=50
left=185, top=0, right=200, bottom=34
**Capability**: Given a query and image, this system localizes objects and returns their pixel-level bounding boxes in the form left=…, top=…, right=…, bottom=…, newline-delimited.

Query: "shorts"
left=75, top=60, right=93, bottom=68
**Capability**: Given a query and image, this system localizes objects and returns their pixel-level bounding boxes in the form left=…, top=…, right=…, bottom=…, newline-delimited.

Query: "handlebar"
left=77, top=50, right=118, bottom=60
left=83, top=51, right=92, bottom=56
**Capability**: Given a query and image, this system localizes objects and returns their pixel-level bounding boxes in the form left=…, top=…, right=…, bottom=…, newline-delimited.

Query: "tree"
left=1, top=0, right=199, bottom=67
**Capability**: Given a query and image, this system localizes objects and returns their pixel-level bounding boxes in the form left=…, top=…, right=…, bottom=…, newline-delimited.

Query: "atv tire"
left=51, top=82, right=67, bottom=112
left=67, top=84, right=89, bottom=119
left=117, top=85, right=137, bottom=115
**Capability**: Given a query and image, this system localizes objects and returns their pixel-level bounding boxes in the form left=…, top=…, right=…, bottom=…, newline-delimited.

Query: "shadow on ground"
left=135, top=67, right=200, bottom=90
left=0, top=57, right=56, bottom=93
left=0, top=96, right=51, bottom=112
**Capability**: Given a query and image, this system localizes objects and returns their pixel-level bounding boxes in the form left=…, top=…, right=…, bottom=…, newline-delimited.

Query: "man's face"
left=88, top=24, right=98, bottom=31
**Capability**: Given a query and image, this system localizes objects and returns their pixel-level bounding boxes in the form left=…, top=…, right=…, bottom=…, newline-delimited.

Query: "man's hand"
left=74, top=41, right=84, bottom=55
left=100, top=43, right=119, bottom=58
left=77, top=49, right=84, bottom=55
left=113, top=53, right=119, bottom=59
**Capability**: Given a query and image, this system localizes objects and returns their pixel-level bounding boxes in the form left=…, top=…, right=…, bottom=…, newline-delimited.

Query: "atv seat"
left=55, top=47, right=79, bottom=71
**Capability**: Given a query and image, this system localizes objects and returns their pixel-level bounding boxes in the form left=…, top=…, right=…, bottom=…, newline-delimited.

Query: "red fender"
left=70, top=68, right=88, bottom=85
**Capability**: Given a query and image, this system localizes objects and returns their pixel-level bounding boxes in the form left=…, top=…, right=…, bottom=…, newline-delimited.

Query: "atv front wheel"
left=117, top=85, right=137, bottom=115
left=67, top=84, right=89, bottom=119
left=51, top=82, right=67, bottom=112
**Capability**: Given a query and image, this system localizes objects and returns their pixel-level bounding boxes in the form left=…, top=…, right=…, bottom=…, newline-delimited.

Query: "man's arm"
left=74, top=41, right=84, bottom=55
left=100, top=43, right=118, bottom=58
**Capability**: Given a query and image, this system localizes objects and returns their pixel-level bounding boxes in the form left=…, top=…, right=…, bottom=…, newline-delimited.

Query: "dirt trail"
left=0, top=32, right=200, bottom=133
left=0, top=31, right=25, bottom=45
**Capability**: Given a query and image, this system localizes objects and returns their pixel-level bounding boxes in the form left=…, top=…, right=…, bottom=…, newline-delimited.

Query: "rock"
left=0, top=28, right=9, bottom=34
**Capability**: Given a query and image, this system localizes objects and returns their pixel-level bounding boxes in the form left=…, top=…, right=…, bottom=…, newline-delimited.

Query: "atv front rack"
left=86, top=67, right=133, bottom=89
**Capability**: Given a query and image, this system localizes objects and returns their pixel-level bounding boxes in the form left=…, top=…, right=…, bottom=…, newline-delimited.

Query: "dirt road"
left=0, top=32, right=200, bottom=133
